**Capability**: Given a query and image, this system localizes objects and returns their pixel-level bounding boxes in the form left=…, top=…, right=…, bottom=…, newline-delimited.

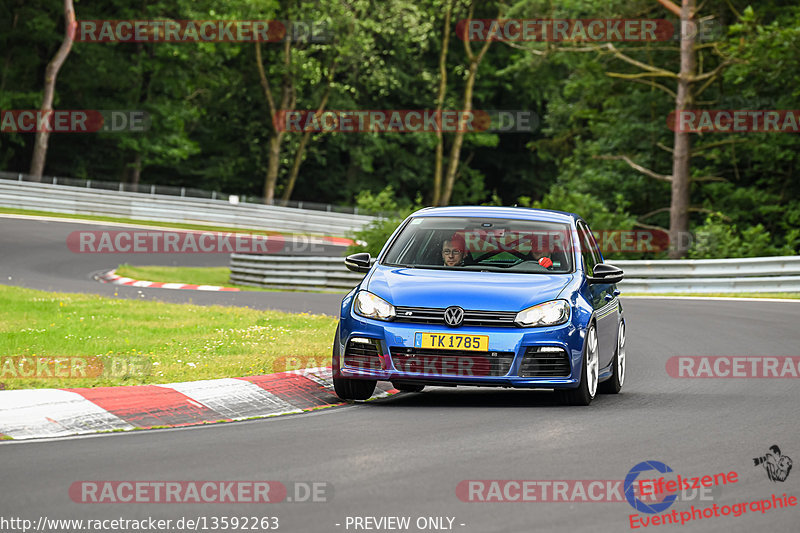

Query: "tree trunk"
left=281, top=131, right=311, bottom=203
left=668, top=0, right=695, bottom=258
left=439, top=2, right=495, bottom=206
left=439, top=65, right=477, bottom=207
left=29, top=0, right=75, bottom=180
left=432, top=0, right=454, bottom=206
left=263, top=133, right=283, bottom=204
left=281, top=63, right=336, bottom=203
left=130, top=152, right=142, bottom=187
left=255, top=36, right=294, bottom=205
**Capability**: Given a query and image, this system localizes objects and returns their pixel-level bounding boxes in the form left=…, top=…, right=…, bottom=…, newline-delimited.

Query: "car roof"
left=409, top=205, right=580, bottom=224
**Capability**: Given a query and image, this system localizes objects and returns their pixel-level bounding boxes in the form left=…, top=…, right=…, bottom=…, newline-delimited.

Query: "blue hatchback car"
left=332, top=206, right=625, bottom=405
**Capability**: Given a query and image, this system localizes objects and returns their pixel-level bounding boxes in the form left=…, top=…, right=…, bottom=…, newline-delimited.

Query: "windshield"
left=382, top=216, right=574, bottom=273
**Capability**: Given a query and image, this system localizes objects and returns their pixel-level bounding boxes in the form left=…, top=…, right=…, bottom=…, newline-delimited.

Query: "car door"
left=578, top=222, right=617, bottom=368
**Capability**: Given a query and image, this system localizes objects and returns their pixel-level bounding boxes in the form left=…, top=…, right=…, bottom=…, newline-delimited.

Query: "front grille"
left=390, top=347, right=514, bottom=377
left=394, top=306, right=518, bottom=327
left=344, top=339, right=382, bottom=370
left=519, top=347, right=571, bottom=377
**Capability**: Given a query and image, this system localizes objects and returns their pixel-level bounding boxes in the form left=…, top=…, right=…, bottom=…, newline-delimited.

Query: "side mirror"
left=588, top=263, right=624, bottom=285
left=344, top=252, right=372, bottom=273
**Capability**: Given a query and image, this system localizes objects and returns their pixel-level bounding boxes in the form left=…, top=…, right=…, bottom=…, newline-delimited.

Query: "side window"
left=584, top=222, right=604, bottom=265
left=577, top=223, right=599, bottom=276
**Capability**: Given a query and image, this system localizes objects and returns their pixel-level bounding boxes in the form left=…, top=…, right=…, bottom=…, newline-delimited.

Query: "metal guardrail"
left=0, top=170, right=377, bottom=214
left=613, top=256, right=800, bottom=293
left=0, top=179, right=373, bottom=237
left=229, top=255, right=800, bottom=293
left=230, top=255, right=365, bottom=290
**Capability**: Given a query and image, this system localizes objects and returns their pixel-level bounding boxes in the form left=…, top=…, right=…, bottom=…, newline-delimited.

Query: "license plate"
left=414, top=332, right=489, bottom=351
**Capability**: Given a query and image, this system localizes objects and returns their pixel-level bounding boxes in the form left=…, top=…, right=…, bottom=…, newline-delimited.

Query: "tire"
left=332, top=326, right=377, bottom=401
left=599, top=320, right=625, bottom=394
left=561, top=323, right=599, bottom=406
left=392, top=382, right=425, bottom=393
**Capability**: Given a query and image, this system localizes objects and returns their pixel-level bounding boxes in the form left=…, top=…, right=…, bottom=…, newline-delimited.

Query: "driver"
left=528, top=234, right=554, bottom=268
left=442, top=233, right=466, bottom=267
left=531, top=249, right=553, bottom=269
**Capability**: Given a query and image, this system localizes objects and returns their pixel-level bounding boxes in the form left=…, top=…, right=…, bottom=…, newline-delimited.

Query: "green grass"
left=0, top=206, right=289, bottom=236
left=624, top=292, right=800, bottom=299
left=0, top=284, right=337, bottom=390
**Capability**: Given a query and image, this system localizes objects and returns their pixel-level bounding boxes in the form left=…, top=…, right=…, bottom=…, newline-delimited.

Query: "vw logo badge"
left=444, top=306, right=464, bottom=327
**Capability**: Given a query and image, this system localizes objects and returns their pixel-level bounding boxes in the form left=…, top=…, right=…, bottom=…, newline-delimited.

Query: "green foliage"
left=688, top=213, right=789, bottom=259
left=346, top=186, right=425, bottom=257
left=2, top=0, right=799, bottom=259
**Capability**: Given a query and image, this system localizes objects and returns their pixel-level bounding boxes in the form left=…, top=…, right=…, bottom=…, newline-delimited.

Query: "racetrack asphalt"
left=1, top=215, right=799, bottom=532
left=0, top=215, right=346, bottom=315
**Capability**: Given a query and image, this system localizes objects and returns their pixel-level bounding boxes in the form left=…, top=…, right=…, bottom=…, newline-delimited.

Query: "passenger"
left=442, top=233, right=466, bottom=267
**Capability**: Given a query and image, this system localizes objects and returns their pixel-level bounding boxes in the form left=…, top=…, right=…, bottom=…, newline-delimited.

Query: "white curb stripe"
left=197, top=285, right=223, bottom=291
left=0, top=389, right=135, bottom=439
left=157, top=378, right=301, bottom=420
left=98, top=270, right=238, bottom=292
left=293, top=367, right=334, bottom=389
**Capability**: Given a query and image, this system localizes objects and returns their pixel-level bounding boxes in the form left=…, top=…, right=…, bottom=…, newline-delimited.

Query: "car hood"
left=366, top=265, right=573, bottom=311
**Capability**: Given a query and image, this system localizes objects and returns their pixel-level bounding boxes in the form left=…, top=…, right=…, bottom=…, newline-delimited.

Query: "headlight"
left=354, top=291, right=396, bottom=321
left=515, top=300, right=570, bottom=327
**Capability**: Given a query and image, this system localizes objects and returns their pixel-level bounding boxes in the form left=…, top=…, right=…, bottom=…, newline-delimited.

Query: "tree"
left=508, top=0, right=733, bottom=257
left=29, top=0, right=74, bottom=179
left=668, top=0, right=696, bottom=258
left=431, top=0, right=454, bottom=206
left=439, top=1, right=499, bottom=206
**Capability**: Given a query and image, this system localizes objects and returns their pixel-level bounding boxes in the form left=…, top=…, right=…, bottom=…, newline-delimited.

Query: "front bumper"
left=337, top=311, right=586, bottom=389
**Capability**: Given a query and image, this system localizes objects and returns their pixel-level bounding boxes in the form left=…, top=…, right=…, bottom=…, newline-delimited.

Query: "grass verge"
left=0, top=284, right=337, bottom=390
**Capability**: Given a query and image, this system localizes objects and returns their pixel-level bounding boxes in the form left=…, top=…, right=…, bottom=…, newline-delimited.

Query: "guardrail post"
left=212, top=191, right=217, bottom=200
left=181, top=187, right=186, bottom=197
left=150, top=184, right=155, bottom=195
left=86, top=180, right=91, bottom=188
left=53, top=177, right=57, bottom=185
